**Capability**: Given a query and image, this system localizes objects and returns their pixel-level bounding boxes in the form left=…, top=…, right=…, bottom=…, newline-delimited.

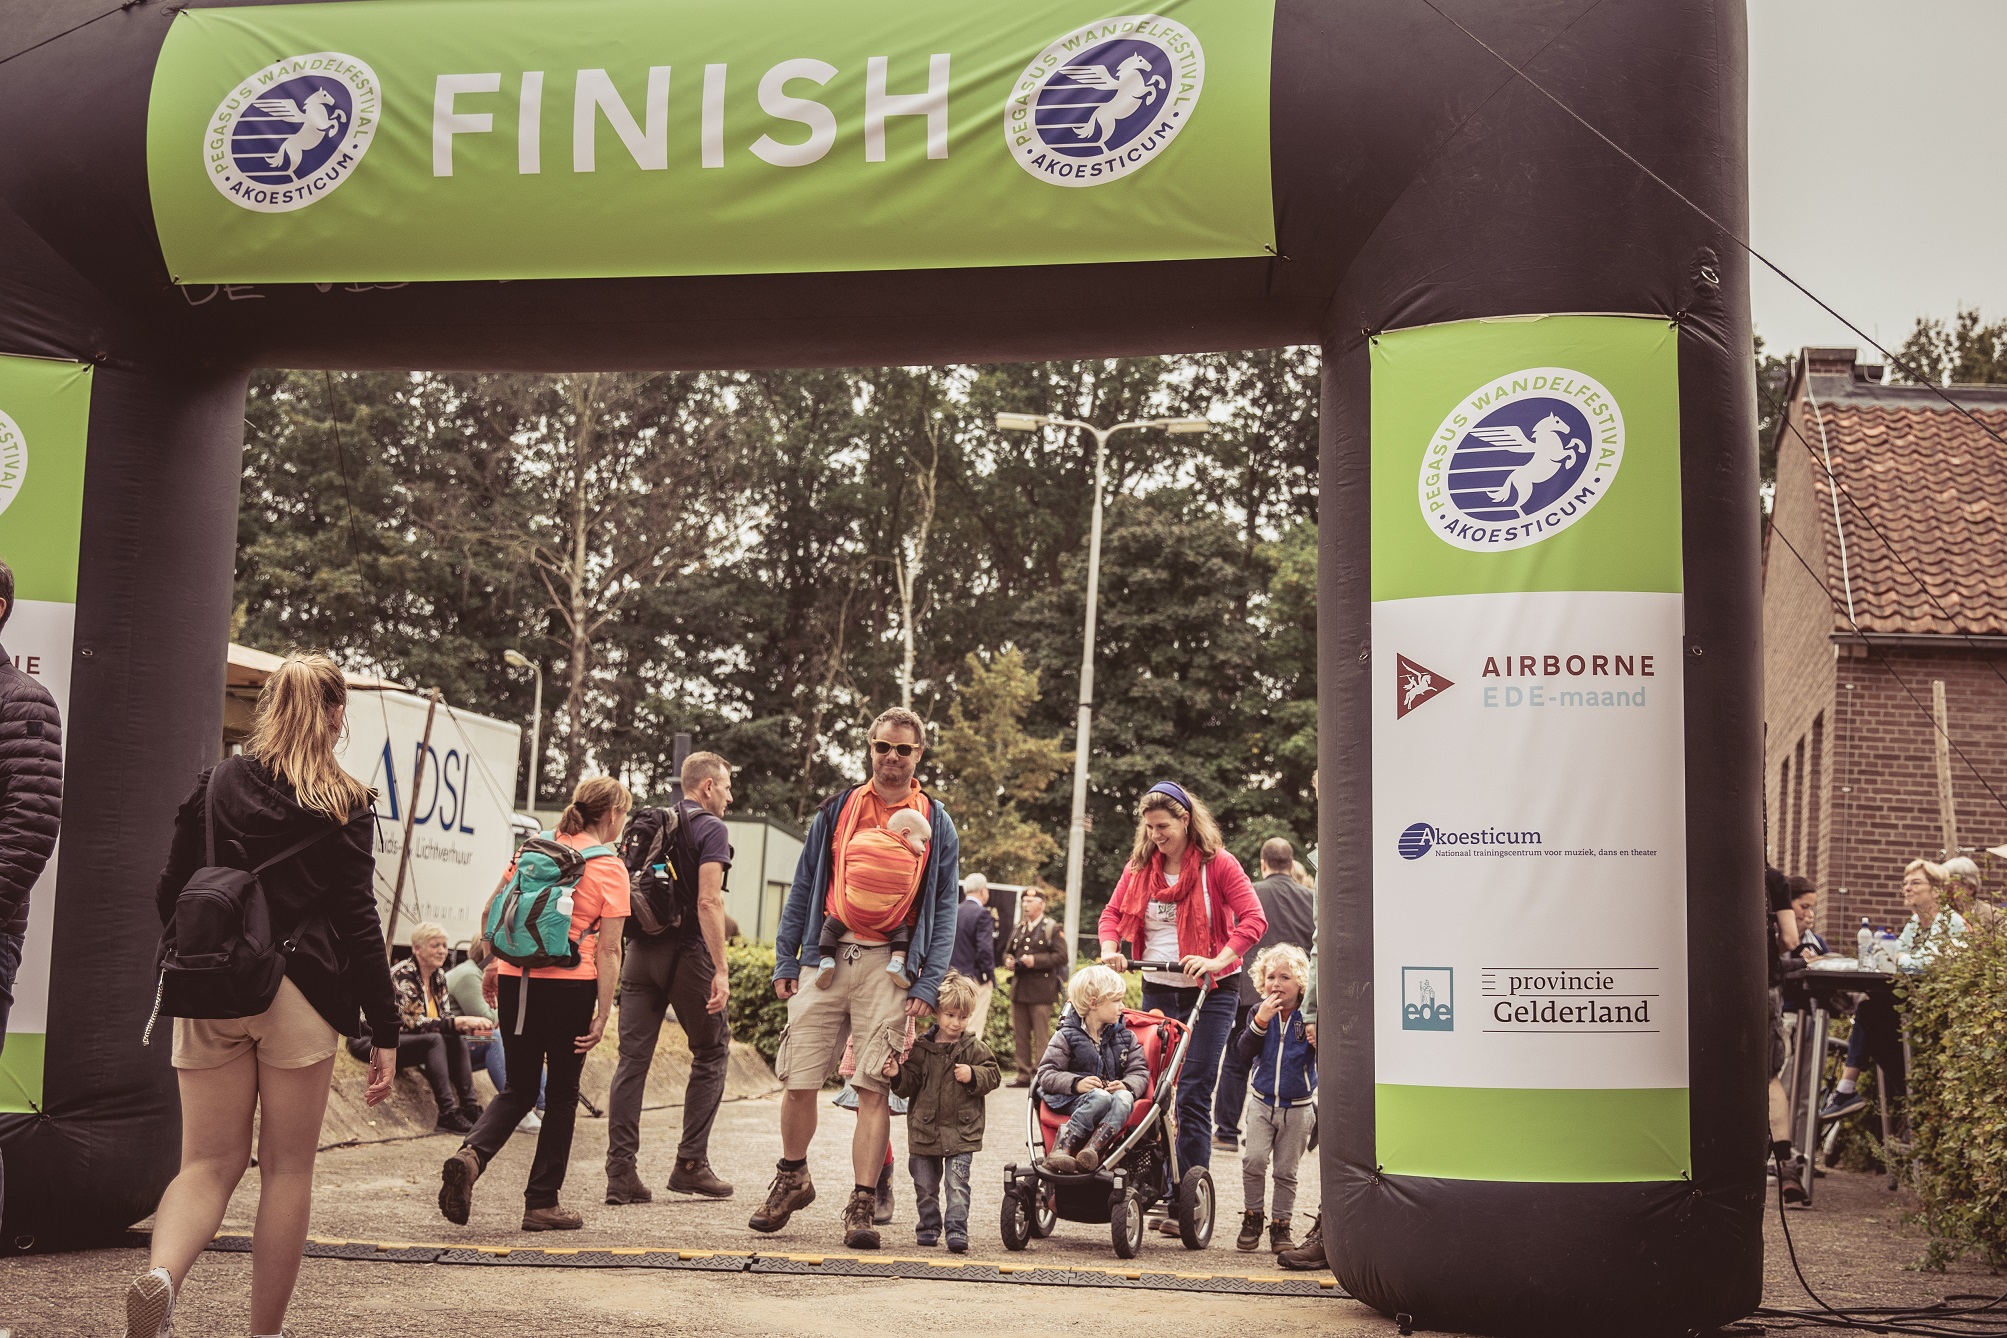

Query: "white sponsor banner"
left=4, top=599, right=74, bottom=1039
left=1372, top=590, right=1688, bottom=1091
left=336, top=690, right=521, bottom=948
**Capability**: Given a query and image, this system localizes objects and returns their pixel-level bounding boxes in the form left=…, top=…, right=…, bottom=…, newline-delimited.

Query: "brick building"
left=1761, top=348, right=2007, bottom=939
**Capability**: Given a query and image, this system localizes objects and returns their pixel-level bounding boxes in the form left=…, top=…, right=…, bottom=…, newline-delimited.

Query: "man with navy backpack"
left=603, top=751, right=737, bottom=1205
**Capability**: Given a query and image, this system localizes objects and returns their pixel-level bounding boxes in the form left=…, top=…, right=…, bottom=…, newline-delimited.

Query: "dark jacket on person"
left=1236, top=872, right=1316, bottom=1006
left=949, top=894, right=996, bottom=984
left=1005, top=915, right=1066, bottom=1005
left=0, top=650, right=62, bottom=937
left=1233, top=1004, right=1317, bottom=1107
left=893, top=1024, right=1002, bottom=1156
left=773, top=784, right=962, bottom=1007
left=390, top=955, right=466, bottom=1033
left=154, top=756, right=400, bottom=1050
left=1034, top=1005, right=1149, bottom=1114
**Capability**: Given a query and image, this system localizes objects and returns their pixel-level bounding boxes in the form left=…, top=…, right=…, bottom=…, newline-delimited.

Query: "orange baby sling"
left=824, top=786, right=932, bottom=937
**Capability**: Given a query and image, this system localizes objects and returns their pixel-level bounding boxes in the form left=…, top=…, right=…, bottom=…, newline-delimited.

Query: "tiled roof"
left=1782, top=371, right=2007, bottom=637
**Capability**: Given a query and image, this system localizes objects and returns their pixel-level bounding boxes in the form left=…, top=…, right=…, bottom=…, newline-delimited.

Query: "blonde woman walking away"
left=126, top=653, right=398, bottom=1338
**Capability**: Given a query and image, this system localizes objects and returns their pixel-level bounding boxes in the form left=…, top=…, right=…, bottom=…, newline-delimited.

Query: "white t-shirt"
left=1143, top=874, right=1191, bottom=988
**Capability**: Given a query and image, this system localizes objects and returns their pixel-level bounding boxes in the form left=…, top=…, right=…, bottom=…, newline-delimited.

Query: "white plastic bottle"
left=554, top=891, right=575, bottom=921
left=1857, top=917, right=1873, bottom=965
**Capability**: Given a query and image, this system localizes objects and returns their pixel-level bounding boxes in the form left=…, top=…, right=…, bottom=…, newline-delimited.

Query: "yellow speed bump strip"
left=200, top=1232, right=1344, bottom=1297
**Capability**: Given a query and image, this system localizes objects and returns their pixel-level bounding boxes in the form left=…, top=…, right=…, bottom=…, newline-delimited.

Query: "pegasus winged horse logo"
left=1467, top=413, right=1587, bottom=515
left=1401, top=668, right=1437, bottom=714
left=252, top=88, right=346, bottom=177
left=1057, top=53, right=1169, bottom=146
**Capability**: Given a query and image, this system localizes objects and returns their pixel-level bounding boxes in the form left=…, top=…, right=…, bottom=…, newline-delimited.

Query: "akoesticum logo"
left=1007, top=14, right=1204, bottom=187
left=1398, top=821, right=1543, bottom=860
left=1418, top=367, right=1626, bottom=553
left=207, top=53, right=380, bottom=212
left=0, top=405, right=24, bottom=519
left=1401, top=967, right=1453, bottom=1032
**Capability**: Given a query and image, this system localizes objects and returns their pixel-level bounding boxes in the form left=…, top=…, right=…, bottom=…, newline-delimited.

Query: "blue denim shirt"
left=772, top=786, right=962, bottom=1007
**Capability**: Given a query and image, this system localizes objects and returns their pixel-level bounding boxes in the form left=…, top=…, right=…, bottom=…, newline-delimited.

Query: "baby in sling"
left=815, top=802, right=932, bottom=989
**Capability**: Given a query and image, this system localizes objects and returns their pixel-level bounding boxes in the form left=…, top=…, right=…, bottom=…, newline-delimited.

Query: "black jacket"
left=1237, top=873, right=1317, bottom=1006
left=1004, top=915, right=1067, bottom=1005
left=0, top=649, right=62, bottom=936
left=1034, top=1005, right=1150, bottom=1114
left=154, top=756, right=400, bottom=1049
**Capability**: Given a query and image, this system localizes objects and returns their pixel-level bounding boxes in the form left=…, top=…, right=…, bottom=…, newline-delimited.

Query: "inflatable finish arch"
left=0, top=1, right=1763, bottom=1329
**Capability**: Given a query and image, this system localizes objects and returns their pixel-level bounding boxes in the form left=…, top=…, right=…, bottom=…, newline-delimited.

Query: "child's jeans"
left=1241, top=1100, right=1315, bottom=1219
left=910, top=1151, right=973, bottom=1243
left=1059, top=1086, right=1135, bottom=1147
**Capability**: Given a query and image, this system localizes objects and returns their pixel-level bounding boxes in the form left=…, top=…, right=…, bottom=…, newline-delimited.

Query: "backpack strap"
left=252, top=822, right=344, bottom=876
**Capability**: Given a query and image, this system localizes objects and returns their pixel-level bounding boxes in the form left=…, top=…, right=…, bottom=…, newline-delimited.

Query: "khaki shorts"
left=172, top=977, right=339, bottom=1071
left=775, top=941, right=908, bottom=1094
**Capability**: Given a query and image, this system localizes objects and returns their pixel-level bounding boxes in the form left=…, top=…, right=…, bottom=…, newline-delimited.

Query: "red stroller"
left=999, top=963, right=1218, bottom=1258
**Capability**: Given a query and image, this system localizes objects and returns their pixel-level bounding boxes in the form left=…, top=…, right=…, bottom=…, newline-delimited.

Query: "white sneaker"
left=123, top=1266, right=175, bottom=1337
left=519, top=1110, right=544, bottom=1133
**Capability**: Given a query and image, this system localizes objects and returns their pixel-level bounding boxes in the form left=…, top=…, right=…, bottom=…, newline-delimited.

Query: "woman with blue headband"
left=1098, top=782, right=1267, bottom=1210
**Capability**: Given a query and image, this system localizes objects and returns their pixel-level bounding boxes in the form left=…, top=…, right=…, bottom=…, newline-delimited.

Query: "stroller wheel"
left=1030, top=1183, right=1058, bottom=1239
left=1174, top=1165, right=1215, bottom=1250
left=1110, top=1187, right=1144, bottom=1259
left=1001, top=1187, right=1033, bottom=1252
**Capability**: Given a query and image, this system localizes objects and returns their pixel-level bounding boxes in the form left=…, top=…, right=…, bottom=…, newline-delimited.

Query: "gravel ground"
left=3, top=1087, right=2000, bottom=1337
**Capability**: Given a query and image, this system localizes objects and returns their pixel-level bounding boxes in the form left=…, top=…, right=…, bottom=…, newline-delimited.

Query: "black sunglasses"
left=871, top=740, right=919, bottom=757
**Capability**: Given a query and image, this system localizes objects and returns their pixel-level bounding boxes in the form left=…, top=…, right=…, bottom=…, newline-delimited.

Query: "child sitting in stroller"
left=1034, top=965, right=1150, bottom=1174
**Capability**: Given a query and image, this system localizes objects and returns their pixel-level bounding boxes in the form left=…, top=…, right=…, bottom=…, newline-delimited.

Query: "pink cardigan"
left=1098, top=848, right=1267, bottom=974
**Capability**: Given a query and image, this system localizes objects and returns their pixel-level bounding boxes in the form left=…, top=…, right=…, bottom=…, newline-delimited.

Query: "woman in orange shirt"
left=440, top=776, right=631, bottom=1231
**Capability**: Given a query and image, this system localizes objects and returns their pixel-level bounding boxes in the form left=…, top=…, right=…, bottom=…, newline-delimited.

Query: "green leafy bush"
left=727, top=937, right=789, bottom=1064
left=1900, top=917, right=2007, bottom=1269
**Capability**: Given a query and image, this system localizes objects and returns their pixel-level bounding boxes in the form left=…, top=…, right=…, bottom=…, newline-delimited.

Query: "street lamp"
left=995, top=411, right=1211, bottom=959
left=503, top=649, right=542, bottom=815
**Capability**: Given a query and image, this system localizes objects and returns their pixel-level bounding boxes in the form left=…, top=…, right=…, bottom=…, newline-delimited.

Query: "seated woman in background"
left=348, top=921, right=489, bottom=1133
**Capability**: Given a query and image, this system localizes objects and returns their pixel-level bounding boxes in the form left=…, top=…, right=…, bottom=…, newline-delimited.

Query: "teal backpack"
left=485, top=835, right=616, bottom=1025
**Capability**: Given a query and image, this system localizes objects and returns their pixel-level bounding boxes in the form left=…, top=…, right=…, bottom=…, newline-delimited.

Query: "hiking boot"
left=1269, top=1217, right=1294, bottom=1252
left=1077, top=1123, right=1120, bottom=1174
left=749, top=1162, right=815, bottom=1233
left=874, top=1160, right=895, bottom=1224
left=1277, top=1212, right=1326, bottom=1271
left=843, top=1186, right=882, bottom=1249
left=122, top=1265, right=175, bottom=1338
left=1043, top=1125, right=1086, bottom=1175
left=1235, top=1209, right=1265, bottom=1251
left=439, top=1147, right=482, bottom=1225
left=1820, top=1089, right=1868, bottom=1122
left=605, top=1163, right=654, bottom=1205
left=435, top=1108, right=475, bottom=1135
left=668, top=1158, right=734, bottom=1199
left=522, top=1205, right=584, bottom=1231
left=946, top=1233, right=969, bottom=1254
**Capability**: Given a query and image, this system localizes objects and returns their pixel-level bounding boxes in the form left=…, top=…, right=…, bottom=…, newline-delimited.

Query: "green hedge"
left=1901, top=917, right=2007, bottom=1269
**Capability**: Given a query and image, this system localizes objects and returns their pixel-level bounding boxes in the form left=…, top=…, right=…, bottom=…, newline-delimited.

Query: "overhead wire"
left=0, top=0, right=147, bottom=71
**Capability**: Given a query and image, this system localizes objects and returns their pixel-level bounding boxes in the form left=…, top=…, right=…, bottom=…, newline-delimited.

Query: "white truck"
left=336, top=688, right=523, bottom=948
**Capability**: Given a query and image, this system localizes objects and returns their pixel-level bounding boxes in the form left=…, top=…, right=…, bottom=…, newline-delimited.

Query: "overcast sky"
left=1749, top=0, right=2007, bottom=362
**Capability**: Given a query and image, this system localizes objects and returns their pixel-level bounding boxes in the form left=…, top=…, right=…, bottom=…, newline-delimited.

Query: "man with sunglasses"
left=755, top=707, right=962, bottom=1249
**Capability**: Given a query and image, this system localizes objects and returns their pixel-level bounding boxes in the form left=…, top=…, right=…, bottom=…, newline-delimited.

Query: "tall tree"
left=930, top=649, right=1069, bottom=883
left=1891, top=307, right=2007, bottom=387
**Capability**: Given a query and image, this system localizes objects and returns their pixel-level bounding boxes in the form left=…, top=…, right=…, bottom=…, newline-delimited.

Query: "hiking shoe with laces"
left=439, top=1146, right=482, bottom=1225
left=843, top=1186, right=882, bottom=1250
left=1236, top=1209, right=1265, bottom=1251
left=669, top=1157, right=734, bottom=1198
left=749, top=1161, right=815, bottom=1233
left=123, top=1266, right=175, bottom=1338
left=1277, top=1212, right=1327, bottom=1271
left=1269, top=1217, right=1294, bottom=1251
left=1820, top=1089, right=1868, bottom=1122
left=522, top=1204, right=585, bottom=1231
left=435, top=1109, right=475, bottom=1136
left=605, top=1163, right=653, bottom=1205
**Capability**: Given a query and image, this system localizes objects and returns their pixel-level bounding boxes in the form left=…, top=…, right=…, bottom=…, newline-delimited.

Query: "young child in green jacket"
left=882, top=969, right=1002, bottom=1251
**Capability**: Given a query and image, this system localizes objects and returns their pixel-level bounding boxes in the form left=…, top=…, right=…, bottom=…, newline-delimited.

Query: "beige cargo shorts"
left=775, top=940, right=909, bottom=1094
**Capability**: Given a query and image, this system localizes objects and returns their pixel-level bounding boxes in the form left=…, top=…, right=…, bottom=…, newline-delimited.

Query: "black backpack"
left=619, top=802, right=703, bottom=937
left=143, top=759, right=342, bottom=1043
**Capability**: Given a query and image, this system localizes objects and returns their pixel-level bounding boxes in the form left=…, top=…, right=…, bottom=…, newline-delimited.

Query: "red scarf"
left=1108, top=849, right=1226, bottom=962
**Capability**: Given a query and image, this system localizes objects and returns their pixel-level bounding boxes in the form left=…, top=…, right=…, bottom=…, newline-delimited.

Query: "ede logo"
left=1395, top=653, right=1452, bottom=719
left=1418, top=368, right=1625, bottom=553
left=0, top=406, right=24, bottom=519
left=1007, top=15, right=1204, bottom=187
left=207, top=53, right=380, bottom=213
left=1401, top=967, right=1453, bottom=1032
